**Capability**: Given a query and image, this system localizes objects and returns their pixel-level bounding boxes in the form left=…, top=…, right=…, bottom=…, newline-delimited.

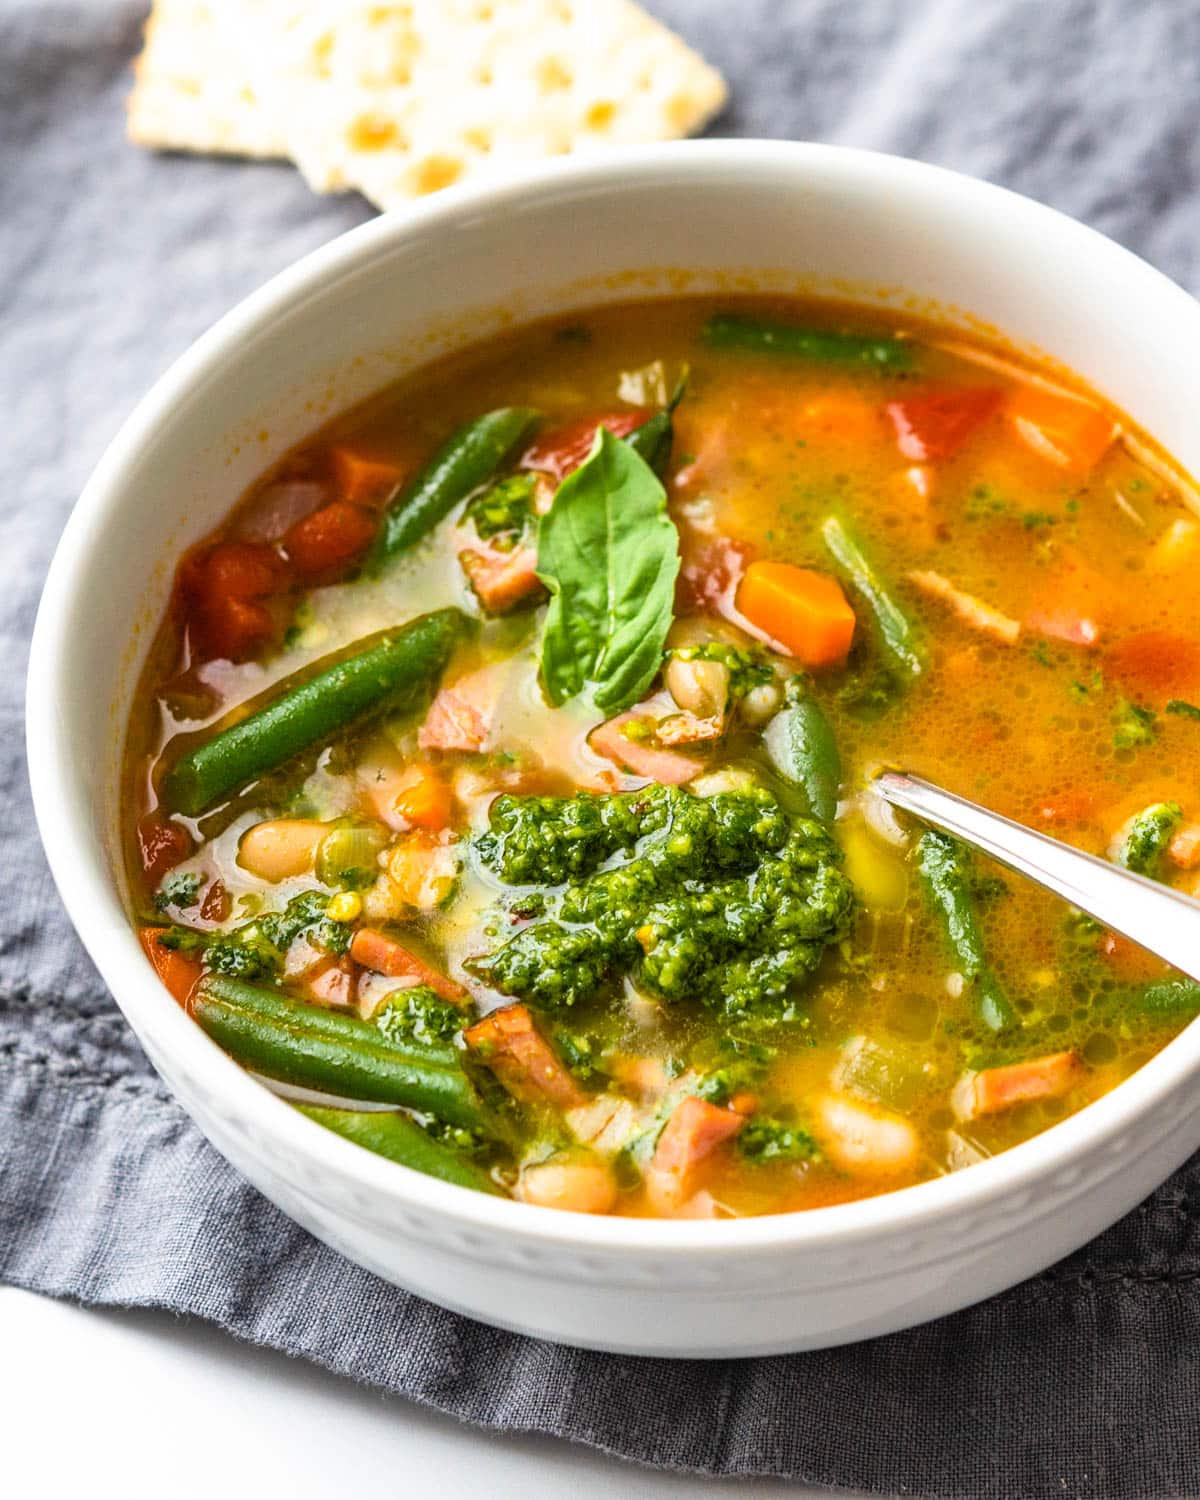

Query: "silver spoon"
left=874, top=770, right=1200, bottom=985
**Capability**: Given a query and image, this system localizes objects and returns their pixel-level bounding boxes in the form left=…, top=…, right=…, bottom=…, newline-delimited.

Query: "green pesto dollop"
left=469, top=784, right=855, bottom=1021
left=176, top=890, right=351, bottom=982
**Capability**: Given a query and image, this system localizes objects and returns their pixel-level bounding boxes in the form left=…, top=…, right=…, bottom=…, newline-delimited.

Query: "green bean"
left=625, top=367, right=689, bottom=477
left=1115, top=801, right=1182, bottom=878
left=702, top=313, right=915, bottom=372
left=367, top=407, right=540, bottom=572
left=193, top=989, right=485, bottom=1128
left=198, top=973, right=460, bottom=1067
left=763, top=685, right=841, bottom=823
left=298, top=1105, right=503, bottom=1195
left=164, top=608, right=465, bottom=815
left=1129, top=978, right=1200, bottom=1018
left=821, top=516, right=925, bottom=679
left=916, top=830, right=1016, bottom=1033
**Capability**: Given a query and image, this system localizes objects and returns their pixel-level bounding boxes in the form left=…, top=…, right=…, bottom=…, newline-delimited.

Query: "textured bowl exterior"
left=27, top=142, right=1200, bottom=1355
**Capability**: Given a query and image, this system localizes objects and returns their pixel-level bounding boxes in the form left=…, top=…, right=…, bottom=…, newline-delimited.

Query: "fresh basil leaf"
left=537, top=427, right=680, bottom=713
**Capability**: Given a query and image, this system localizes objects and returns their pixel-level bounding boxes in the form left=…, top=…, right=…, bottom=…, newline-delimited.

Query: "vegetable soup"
left=126, top=296, right=1200, bottom=1218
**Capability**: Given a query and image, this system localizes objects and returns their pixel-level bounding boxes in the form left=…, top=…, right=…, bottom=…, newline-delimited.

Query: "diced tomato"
left=886, top=387, right=1001, bottom=462
left=1105, top=631, right=1200, bottom=705
left=138, top=926, right=202, bottom=1005
left=283, top=500, right=377, bottom=580
left=327, top=447, right=403, bottom=505
left=1008, top=386, right=1114, bottom=474
left=199, top=879, right=231, bottom=923
left=520, top=408, right=648, bottom=481
left=389, top=763, right=453, bottom=831
left=137, top=812, right=192, bottom=884
left=419, top=686, right=490, bottom=753
left=348, top=927, right=467, bottom=1002
left=955, top=1051, right=1086, bottom=1120
left=589, top=715, right=702, bottom=785
left=179, top=540, right=287, bottom=662
left=459, top=545, right=544, bottom=614
left=464, top=1003, right=586, bottom=1111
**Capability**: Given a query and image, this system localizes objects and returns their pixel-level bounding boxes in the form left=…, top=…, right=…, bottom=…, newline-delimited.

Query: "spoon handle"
left=875, top=770, right=1200, bottom=986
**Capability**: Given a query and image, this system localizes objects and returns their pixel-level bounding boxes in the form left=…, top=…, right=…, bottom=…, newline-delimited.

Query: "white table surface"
left=1, top=1286, right=857, bottom=1497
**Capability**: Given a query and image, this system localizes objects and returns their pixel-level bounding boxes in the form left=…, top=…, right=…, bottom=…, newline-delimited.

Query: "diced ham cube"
left=952, top=1051, right=1086, bottom=1121
left=460, top=545, right=544, bottom=615
left=348, top=927, right=467, bottom=1003
left=644, top=1095, right=744, bottom=1213
left=464, top=1003, right=586, bottom=1111
left=419, top=688, right=489, bottom=753
left=589, top=714, right=703, bottom=785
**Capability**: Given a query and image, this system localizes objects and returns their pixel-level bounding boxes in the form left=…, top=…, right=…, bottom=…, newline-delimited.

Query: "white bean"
left=237, top=819, right=327, bottom=881
left=516, top=1151, right=618, bottom=1214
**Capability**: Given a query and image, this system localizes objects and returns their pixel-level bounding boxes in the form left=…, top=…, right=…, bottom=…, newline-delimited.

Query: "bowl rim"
left=27, top=137, right=1200, bottom=1257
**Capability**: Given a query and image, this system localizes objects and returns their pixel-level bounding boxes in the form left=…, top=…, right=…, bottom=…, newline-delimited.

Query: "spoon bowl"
left=875, top=770, right=1200, bottom=986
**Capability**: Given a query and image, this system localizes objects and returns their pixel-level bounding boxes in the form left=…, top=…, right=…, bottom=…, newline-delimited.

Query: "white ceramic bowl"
left=27, top=142, right=1200, bottom=1356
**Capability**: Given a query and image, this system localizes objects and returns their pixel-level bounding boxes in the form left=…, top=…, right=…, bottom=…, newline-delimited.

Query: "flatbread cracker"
left=127, top=0, right=285, bottom=159
left=242, top=0, right=728, bottom=208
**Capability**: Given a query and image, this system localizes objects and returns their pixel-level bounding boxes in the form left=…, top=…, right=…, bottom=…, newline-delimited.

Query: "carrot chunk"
left=520, top=409, right=648, bottom=482
left=139, top=926, right=202, bottom=1006
left=348, top=927, right=466, bottom=1002
left=736, top=561, right=856, bottom=667
left=389, top=763, right=453, bottom=831
left=954, top=1051, right=1086, bottom=1120
left=887, top=387, right=1000, bottom=462
left=284, top=500, right=377, bottom=580
left=327, top=447, right=403, bottom=505
left=1008, top=386, right=1114, bottom=474
left=464, top=1003, right=586, bottom=1111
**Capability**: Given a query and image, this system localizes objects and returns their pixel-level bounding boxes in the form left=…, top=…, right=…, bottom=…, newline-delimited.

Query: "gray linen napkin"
left=5, top=3, right=1200, bottom=1495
